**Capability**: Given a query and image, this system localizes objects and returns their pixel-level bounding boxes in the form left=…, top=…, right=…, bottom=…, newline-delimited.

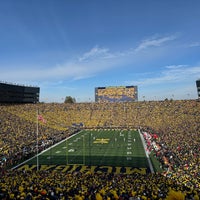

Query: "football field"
left=17, top=129, right=152, bottom=172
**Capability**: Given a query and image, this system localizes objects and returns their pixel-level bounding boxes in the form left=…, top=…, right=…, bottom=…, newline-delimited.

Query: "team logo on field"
left=93, top=138, right=110, bottom=144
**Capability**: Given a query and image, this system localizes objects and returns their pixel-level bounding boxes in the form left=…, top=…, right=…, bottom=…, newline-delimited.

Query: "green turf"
left=25, top=129, right=149, bottom=169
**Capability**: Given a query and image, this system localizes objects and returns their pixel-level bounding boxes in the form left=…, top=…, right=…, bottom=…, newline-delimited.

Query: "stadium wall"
left=196, top=79, right=200, bottom=99
left=0, top=82, right=40, bottom=103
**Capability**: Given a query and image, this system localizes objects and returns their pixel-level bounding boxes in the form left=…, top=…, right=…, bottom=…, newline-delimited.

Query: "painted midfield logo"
left=93, top=138, right=110, bottom=144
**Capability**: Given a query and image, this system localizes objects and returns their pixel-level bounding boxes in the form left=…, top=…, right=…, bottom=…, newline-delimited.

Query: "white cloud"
left=189, top=42, right=200, bottom=47
left=134, top=35, right=177, bottom=52
left=78, top=46, right=110, bottom=61
left=1, top=46, right=127, bottom=83
left=1, top=34, right=180, bottom=84
left=126, top=65, right=200, bottom=86
left=132, top=65, right=200, bottom=100
left=164, top=65, right=187, bottom=69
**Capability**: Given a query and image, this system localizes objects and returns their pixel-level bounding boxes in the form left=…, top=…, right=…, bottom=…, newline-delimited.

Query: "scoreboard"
left=95, top=85, right=138, bottom=103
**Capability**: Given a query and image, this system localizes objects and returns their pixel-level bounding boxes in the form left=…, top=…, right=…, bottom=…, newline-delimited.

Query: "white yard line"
left=138, top=129, right=154, bottom=173
left=12, top=131, right=81, bottom=170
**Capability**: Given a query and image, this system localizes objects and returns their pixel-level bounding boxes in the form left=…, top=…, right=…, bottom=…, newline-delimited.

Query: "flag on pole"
left=38, top=115, right=46, bottom=123
left=36, top=110, right=47, bottom=171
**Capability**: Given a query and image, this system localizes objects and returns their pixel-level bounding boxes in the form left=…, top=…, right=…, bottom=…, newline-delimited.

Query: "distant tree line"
left=64, top=96, right=76, bottom=103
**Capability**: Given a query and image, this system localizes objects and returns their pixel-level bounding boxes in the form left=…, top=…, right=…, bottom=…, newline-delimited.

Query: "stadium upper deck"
left=196, top=79, right=200, bottom=99
left=0, top=82, right=39, bottom=103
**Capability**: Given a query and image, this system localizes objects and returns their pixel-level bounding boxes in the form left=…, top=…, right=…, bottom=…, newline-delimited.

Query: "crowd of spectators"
left=0, top=104, right=79, bottom=169
left=0, top=99, right=199, bottom=199
left=0, top=170, right=199, bottom=200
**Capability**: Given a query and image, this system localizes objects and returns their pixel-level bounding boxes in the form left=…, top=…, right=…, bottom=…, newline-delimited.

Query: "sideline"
left=138, top=129, right=154, bottom=173
left=12, top=131, right=81, bottom=170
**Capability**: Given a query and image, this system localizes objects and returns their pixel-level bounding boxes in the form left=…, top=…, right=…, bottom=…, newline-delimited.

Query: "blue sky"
left=0, top=0, right=200, bottom=102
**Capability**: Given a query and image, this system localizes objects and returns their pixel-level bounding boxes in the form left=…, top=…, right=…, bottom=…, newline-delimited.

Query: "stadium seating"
left=0, top=100, right=199, bottom=199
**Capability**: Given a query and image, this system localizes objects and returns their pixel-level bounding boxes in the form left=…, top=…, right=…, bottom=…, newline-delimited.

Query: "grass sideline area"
left=15, top=129, right=154, bottom=173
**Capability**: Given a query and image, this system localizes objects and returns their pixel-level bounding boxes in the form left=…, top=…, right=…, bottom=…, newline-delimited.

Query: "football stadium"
left=0, top=84, right=200, bottom=199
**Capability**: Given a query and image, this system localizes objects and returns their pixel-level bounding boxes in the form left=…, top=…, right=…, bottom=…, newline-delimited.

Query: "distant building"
left=95, top=85, right=138, bottom=103
left=196, top=79, right=200, bottom=99
left=0, top=82, right=40, bottom=103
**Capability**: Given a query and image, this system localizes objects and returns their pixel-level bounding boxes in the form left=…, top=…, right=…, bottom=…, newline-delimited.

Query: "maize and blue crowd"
left=0, top=100, right=199, bottom=199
